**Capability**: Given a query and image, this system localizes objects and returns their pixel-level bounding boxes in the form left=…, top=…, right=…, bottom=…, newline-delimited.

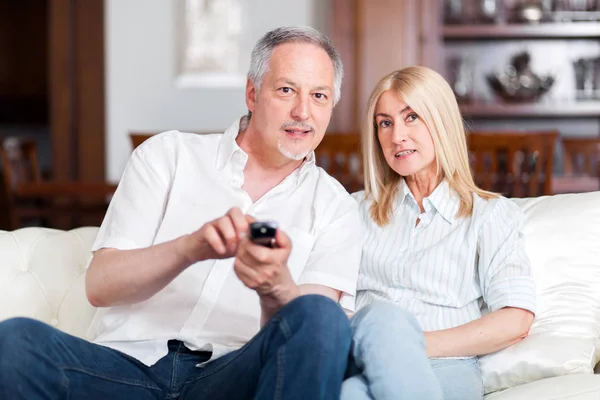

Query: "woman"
left=342, top=66, right=536, bottom=400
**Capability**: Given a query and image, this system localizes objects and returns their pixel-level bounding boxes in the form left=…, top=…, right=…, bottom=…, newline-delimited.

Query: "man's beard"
left=277, top=137, right=310, bottom=161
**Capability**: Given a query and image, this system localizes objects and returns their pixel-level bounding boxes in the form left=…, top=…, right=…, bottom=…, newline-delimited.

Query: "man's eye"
left=314, top=93, right=327, bottom=100
left=280, top=87, right=293, bottom=94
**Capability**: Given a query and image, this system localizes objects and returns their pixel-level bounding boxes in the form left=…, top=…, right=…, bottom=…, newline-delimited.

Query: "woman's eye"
left=378, top=120, right=391, bottom=128
left=406, top=113, right=419, bottom=122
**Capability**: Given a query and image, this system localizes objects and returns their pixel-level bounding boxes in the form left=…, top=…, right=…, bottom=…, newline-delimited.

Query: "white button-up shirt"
left=353, top=179, right=536, bottom=332
left=88, top=118, right=361, bottom=366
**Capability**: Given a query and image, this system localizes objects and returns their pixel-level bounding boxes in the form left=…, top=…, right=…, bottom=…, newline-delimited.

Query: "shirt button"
left=50, top=318, right=59, bottom=327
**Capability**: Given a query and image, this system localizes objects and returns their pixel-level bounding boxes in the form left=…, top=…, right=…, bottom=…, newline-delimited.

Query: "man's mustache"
left=281, top=121, right=314, bottom=132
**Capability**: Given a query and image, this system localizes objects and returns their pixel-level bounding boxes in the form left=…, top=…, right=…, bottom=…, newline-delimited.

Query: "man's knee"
left=281, top=294, right=351, bottom=353
left=0, top=317, right=52, bottom=344
left=0, top=318, right=52, bottom=372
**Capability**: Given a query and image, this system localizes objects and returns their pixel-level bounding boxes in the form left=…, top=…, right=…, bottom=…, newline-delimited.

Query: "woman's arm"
left=425, top=198, right=536, bottom=358
left=424, top=306, right=534, bottom=358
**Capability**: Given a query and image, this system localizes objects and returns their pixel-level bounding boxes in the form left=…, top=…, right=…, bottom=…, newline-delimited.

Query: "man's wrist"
left=174, top=234, right=203, bottom=268
left=260, top=282, right=301, bottom=313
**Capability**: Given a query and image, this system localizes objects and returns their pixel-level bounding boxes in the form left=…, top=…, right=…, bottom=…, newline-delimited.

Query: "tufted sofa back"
left=0, top=227, right=98, bottom=339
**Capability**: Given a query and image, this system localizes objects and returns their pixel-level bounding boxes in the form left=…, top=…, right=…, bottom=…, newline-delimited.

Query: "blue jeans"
left=0, top=294, right=350, bottom=400
left=341, top=302, right=483, bottom=400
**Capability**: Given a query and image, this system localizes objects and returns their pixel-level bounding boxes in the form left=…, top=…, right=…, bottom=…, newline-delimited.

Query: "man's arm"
left=86, top=208, right=251, bottom=307
left=256, top=285, right=340, bottom=327
left=424, top=307, right=534, bottom=358
left=234, top=225, right=347, bottom=327
left=299, top=284, right=341, bottom=302
left=86, top=239, right=191, bottom=307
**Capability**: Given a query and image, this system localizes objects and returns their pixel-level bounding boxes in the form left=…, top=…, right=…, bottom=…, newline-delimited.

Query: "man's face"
left=246, top=42, right=335, bottom=162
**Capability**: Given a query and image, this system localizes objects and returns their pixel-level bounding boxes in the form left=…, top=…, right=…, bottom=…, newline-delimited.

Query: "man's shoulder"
left=312, top=166, right=356, bottom=200
left=305, top=166, right=361, bottom=219
left=134, top=130, right=224, bottom=160
left=139, top=130, right=222, bottom=150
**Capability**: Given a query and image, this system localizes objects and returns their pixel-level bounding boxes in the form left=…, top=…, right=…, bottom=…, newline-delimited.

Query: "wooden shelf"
left=459, top=102, right=600, bottom=118
left=443, top=22, right=600, bottom=39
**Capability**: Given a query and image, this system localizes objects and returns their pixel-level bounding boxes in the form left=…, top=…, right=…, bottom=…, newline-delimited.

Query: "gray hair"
left=239, top=27, right=343, bottom=132
left=248, top=26, right=343, bottom=106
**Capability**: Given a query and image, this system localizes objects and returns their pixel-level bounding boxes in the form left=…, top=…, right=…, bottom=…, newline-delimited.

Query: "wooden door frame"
left=49, top=0, right=105, bottom=182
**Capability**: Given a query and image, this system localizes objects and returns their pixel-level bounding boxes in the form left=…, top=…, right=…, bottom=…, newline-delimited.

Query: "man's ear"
left=246, top=79, right=257, bottom=112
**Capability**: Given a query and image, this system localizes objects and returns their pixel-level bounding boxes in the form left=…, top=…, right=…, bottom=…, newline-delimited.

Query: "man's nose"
left=291, top=95, right=309, bottom=120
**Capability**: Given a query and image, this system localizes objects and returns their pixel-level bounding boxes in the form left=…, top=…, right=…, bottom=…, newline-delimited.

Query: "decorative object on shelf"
left=554, top=0, right=600, bottom=12
left=507, top=0, right=600, bottom=22
left=573, top=55, right=600, bottom=99
left=487, top=51, right=555, bottom=102
left=512, top=0, right=545, bottom=23
left=444, top=0, right=465, bottom=24
left=447, top=56, right=475, bottom=103
left=443, top=0, right=501, bottom=24
left=478, top=0, right=499, bottom=22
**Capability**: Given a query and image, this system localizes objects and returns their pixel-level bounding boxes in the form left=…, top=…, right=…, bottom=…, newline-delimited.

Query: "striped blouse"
left=352, top=179, right=536, bottom=332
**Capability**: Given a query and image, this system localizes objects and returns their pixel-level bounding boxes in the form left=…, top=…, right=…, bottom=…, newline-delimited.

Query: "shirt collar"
left=216, top=117, right=245, bottom=171
left=215, top=116, right=316, bottom=183
left=399, top=179, right=460, bottom=224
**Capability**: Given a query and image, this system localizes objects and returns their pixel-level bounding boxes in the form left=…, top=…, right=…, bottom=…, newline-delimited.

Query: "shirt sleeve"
left=297, top=196, right=363, bottom=312
left=477, top=197, right=536, bottom=314
left=91, top=133, right=176, bottom=253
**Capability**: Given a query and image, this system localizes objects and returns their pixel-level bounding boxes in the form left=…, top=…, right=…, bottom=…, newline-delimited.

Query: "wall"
left=105, top=0, right=330, bottom=182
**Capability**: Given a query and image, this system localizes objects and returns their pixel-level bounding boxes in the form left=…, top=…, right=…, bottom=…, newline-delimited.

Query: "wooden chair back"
left=467, top=131, right=558, bottom=197
left=562, top=137, right=600, bottom=177
left=315, top=133, right=363, bottom=193
left=0, top=137, right=41, bottom=193
left=130, top=132, right=153, bottom=150
left=0, top=137, right=115, bottom=230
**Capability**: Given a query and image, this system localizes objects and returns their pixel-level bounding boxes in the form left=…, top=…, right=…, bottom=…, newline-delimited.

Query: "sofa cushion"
left=480, top=192, right=600, bottom=393
left=0, top=227, right=98, bottom=339
left=484, top=374, right=600, bottom=400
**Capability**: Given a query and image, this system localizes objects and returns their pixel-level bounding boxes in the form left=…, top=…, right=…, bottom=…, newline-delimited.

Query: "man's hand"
left=233, top=228, right=300, bottom=314
left=178, top=207, right=252, bottom=264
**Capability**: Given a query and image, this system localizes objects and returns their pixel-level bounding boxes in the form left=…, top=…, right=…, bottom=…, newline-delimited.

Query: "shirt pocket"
left=286, top=227, right=316, bottom=282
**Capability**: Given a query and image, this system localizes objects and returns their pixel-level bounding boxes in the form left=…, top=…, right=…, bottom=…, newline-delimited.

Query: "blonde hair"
left=362, top=66, right=497, bottom=226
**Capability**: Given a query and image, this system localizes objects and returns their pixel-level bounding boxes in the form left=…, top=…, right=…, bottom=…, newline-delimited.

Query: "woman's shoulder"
left=350, top=190, right=381, bottom=226
left=472, top=192, right=524, bottom=227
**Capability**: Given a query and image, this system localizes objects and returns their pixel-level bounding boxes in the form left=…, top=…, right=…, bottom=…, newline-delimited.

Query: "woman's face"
left=374, top=90, right=437, bottom=179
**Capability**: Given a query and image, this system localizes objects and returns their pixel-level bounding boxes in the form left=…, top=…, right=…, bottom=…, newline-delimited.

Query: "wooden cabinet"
left=0, top=0, right=106, bottom=229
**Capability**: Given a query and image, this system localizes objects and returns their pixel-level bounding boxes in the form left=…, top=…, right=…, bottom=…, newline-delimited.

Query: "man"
left=0, top=26, right=361, bottom=399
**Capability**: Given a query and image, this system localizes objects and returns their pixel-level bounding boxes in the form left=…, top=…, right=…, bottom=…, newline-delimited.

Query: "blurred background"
left=1, top=0, right=599, bottom=230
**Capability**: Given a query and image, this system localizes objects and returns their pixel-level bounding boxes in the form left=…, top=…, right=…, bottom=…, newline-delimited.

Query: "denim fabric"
left=342, top=301, right=482, bottom=400
left=0, top=294, right=351, bottom=400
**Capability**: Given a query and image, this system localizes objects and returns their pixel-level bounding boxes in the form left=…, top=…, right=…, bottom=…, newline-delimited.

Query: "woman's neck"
left=404, top=172, right=442, bottom=213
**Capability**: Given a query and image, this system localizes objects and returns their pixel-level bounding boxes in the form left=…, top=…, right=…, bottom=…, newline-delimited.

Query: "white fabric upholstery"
left=485, top=375, right=600, bottom=400
left=1, top=192, right=600, bottom=399
left=480, top=191, right=600, bottom=396
left=0, top=227, right=98, bottom=339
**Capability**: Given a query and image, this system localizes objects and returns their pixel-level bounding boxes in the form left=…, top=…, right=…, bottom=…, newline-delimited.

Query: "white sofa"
left=1, top=191, right=600, bottom=399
